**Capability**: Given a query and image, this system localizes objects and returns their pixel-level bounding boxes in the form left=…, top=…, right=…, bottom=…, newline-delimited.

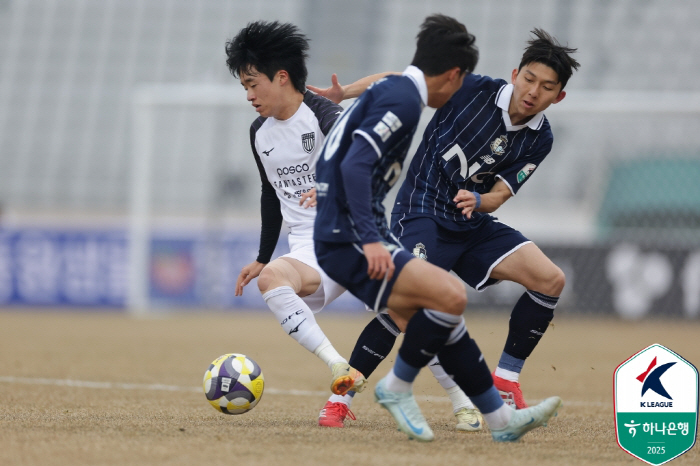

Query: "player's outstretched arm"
left=235, top=261, right=266, bottom=296
left=307, top=72, right=398, bottom=103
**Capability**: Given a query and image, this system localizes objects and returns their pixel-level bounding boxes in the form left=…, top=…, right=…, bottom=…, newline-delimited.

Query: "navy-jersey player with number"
left=311, top=29, right=581, bottom=414
left=314, top=15, right=563, bottom=443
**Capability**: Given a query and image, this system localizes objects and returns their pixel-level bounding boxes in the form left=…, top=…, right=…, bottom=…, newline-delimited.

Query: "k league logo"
left=614, top=344, right=698, bottom=465
left=638, top=357, right=675, bottom=402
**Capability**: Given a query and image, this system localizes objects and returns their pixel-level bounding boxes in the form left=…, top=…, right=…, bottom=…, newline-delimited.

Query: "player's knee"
left=443, top=280, right=467, bottom=315
left=256, top=266, right=275, bottom=293
left=540, top=265, right=565, bottom=296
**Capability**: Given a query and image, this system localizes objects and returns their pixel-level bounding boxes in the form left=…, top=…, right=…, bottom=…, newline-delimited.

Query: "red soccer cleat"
left=493, top=372, right=529, bottom=409
left=318, top=401, right=356, bottom=428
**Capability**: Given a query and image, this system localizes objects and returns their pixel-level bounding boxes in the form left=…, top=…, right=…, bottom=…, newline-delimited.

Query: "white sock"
left=495, top=367, right=520, bottom=382
left=313, top=337, right=347, bottom=369
left=446, top=386, right=475, bottom=412
left=328, top=393, right=353, bottom=407
left=482, top=404, right=513, bottom=430
left=384, top=367, right=412, bottom=393
left=262, top=286, right=329, bottom=354
left=427, top=356, right=475, bottom=411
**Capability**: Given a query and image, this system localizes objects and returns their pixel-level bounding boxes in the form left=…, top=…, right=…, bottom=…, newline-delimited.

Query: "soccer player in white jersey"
left=310, top=29, right=580, bottom=414
left=225, top=21, right=366, bottom=412
left=314, top=15, right=562, bottom=442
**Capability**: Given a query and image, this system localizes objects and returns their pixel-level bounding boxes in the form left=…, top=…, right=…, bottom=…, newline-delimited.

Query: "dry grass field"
left=0, top=309, right=698, bottom=466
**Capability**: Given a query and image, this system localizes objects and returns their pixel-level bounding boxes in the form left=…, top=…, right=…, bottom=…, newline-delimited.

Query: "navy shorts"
left=315, top=240, right=414, bottom=312
left=391, top=215, right=531, bottom=291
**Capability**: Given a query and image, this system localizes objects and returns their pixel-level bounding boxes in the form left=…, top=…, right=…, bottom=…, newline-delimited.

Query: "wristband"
left=472, top=191, right=481, bottom=209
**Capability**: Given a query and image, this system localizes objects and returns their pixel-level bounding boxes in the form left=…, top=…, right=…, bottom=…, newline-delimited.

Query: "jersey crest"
left=301, top=132, right=315, bottom=153
left=490, top=135, right=508, bottom=156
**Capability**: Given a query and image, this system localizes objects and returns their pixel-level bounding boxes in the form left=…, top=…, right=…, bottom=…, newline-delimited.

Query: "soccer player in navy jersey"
left=225, top=21, right=367, bottom=405
left=310, top=29, right=580, bottom=417
left=314, top=15, right=562, bottom=442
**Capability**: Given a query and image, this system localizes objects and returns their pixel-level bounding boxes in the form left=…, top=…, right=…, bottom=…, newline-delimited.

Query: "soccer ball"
left=202, top=353, right=264, bottom=415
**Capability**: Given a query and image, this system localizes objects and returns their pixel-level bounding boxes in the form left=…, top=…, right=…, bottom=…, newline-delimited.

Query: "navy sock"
left=397, top=309, right=460, bottom=372
left=503, top=290, right=557, bottom=360
left=348, top=316, right=397, bottom=378
left=437, top=330, right=494, bottom=398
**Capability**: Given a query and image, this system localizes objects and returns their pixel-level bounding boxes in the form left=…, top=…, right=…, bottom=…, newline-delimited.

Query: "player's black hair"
left=225, top=20, right=309, bottom=94
left=410, top=14, right=478, bottom=77
left=519, top=28, right=580, bottom=89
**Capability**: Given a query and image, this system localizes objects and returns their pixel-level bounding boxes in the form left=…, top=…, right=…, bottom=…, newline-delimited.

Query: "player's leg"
left=369, top=256, right=466, bottom=441
left=432, top=314, right=563, bottom=442
left=319, top=313, right=399, bottom=427
left=375, top=307, right=484, bottom=431
left=258, top=256, right=362, bottom=393
left=489, top=242, right=565, bottom=408
left=383, top=259, right=562, bottom=442
left=315, top=241, right=463, bottom=440
left=392, top=215, right=482, bottom=429
left=427, top=357, right=484, bottom=431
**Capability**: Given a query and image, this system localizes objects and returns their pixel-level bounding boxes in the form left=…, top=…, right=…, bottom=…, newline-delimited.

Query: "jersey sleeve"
left=339, top=137, right=384, bottom=244
left=250, top=121, right=283, bottom=264
left=495, top=133, right=553, bottom=196
left=304, top=91, right=344, bottom=136
left=351, top=85, right=420, bottom=158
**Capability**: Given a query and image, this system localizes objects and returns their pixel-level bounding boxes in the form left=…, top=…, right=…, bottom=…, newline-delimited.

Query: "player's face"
left=510, top=62, right=566, bottom=123
left=240, top=68, right=283, bottom=119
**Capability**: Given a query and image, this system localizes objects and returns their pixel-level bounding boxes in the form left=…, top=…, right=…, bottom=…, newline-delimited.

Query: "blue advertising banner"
left=0, top=227, right=698, bottom=318
left=0, top=229, right=127, bottom=307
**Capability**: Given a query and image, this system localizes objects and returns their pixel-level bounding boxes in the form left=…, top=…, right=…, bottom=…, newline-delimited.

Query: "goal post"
left=128, top=84, right=251, bottom=316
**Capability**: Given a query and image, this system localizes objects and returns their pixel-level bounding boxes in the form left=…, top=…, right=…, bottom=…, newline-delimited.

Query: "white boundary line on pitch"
left=0, top=376, right=609, bottom=407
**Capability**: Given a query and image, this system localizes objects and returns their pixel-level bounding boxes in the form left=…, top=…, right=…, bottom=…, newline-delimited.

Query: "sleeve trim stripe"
left=353, top=129, right=382, bottom=158
left=495, top=174, right=515, bottom=196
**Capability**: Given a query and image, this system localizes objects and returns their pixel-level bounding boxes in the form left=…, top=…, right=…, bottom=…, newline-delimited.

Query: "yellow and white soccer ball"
left=203, top=353, right=264, bottom=415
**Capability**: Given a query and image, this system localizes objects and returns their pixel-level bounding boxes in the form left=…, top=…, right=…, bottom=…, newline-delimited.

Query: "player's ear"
left=553, top=90, right=566, bottom=104
left=276, top=70, right=289, bottom=86
left=450, top=67, right=465, bottom=83
left=511, top=68, right=519, bottom=83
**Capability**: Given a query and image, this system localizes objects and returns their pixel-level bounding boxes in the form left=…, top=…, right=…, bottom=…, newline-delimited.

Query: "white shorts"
left=281, top=233, right=347, bottom=313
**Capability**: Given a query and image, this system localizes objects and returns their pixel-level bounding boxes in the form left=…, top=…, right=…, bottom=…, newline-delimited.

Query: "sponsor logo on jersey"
left=517, top=163, right=537, bottom=183
left=301, top=132, right=315, bottom=153
left=277, top=163, right=310, bottom=176
left=490, top=135, right=508, bottom=155
left=382, top=111, right=403, bottom=132
left=373, top=111, right=403, bottom=143
left=481, top=154, right=496, bottom=164
left=373, top=121, right=391, bottom=142
left=262, top=147, right=274, bottom=157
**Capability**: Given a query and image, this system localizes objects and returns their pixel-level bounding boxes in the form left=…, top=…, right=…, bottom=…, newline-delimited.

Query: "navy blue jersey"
left=392, top=73, right=554, bottom=231
left=314, top=67, right=426, bottom=244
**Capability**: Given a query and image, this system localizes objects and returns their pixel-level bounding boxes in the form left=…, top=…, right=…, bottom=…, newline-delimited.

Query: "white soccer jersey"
left=249, top=92, right=343, bottom=261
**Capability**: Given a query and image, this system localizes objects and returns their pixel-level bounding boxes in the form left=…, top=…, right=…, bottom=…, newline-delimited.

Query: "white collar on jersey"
left=496, top=83, right=545, bottom=131
left=402, top=65, right=428, bottom=108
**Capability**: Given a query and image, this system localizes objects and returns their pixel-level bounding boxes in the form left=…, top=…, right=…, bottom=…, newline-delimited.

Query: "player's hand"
left=235, top=261, right=265, bottom=296
left=299, top=188, right=317, bottom=208
left=306, top=73, right=344, bottom=104
left=362, top=242, right=395, bottom=281
left=453, top=189, right=479, bottom=219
